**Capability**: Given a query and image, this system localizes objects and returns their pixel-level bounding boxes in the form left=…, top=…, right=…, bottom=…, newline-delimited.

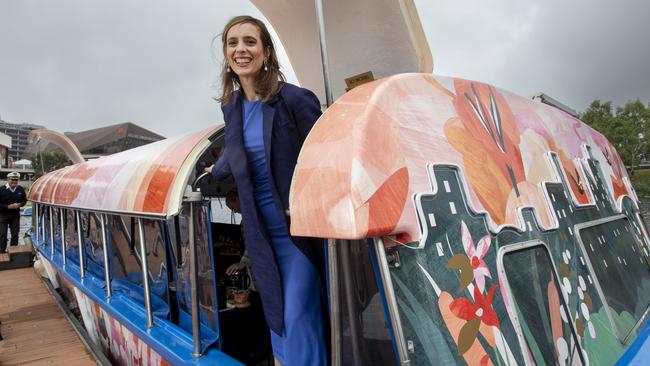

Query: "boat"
left=21, top=206, right=32, bottom=216
left=27, top=1, right=649, bottom=365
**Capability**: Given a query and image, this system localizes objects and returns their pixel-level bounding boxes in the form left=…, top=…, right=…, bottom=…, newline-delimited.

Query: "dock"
left=0, top=267, right=97, bottom=365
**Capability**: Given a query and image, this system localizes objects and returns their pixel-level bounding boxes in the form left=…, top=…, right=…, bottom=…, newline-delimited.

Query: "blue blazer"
left=212, top=82, right=325, bottom=334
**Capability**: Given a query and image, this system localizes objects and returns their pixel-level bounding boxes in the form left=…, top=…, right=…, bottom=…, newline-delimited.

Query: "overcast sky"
left=1, top=0, right=648, bottom=138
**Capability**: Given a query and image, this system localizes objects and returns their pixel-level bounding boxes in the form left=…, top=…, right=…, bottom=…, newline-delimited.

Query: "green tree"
left=32, top=151, right=73, bottom=178
left=581, top=99, right=648, bottom=174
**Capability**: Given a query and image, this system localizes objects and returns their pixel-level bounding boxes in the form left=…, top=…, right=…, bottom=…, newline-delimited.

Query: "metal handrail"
left=138, top=218, right=154, bottom=328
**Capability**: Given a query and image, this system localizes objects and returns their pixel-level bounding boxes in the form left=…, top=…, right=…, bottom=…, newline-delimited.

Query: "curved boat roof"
left=289, top=73, right=635, bottom=241
left=29, top=126, right=221, bottom=218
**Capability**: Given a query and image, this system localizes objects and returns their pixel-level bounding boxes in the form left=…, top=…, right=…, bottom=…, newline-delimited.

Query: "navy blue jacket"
left=0, top=185, right=27, bottom=216
left=212, top=82, right=325, bottom=334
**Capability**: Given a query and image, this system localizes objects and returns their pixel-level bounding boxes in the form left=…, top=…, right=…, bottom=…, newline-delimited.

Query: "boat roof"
left=252, top=0, right=432, bottom=103
left=289, top=73, right=635, bottom=241
left=29, top=126, right=220, bottom=218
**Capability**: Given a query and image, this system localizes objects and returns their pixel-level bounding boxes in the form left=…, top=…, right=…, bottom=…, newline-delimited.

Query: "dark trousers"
left=0, top=214, right=20, bottom=252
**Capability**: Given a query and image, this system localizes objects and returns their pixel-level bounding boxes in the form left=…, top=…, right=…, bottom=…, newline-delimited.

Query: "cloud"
left=0, top=0, right=648, bottom=138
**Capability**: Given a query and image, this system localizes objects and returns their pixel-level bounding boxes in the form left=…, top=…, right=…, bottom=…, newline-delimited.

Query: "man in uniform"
left=0, top=172, right=27, bottom=253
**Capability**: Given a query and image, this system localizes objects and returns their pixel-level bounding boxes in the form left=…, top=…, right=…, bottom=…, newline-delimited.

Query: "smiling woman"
left=208, top=15, right=328, bottom=366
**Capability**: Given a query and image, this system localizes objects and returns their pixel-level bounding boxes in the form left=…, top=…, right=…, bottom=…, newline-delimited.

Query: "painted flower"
left=462, top=221, right=492, bottom=293
left=450, top=284, right=500, bottom=328
left=445, top=80, right=526, bottom=224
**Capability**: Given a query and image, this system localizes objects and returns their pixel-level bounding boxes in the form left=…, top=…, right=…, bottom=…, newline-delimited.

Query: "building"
left=0, top=120, right=45, bottom=160
left=0, top=131, right=11, bottom=168
left=26, top=122, right=165, bottom=159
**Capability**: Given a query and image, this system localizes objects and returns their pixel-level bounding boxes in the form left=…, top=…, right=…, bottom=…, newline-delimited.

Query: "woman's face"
left=225, top=22, right=267, bottom=79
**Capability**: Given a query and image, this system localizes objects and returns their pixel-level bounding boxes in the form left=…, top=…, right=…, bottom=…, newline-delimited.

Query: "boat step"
left=0, top=243, right=33, bottom=270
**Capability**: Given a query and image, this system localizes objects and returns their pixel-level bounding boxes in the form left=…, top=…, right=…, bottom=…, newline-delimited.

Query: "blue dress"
left=242, top=100, right=327, bottom=365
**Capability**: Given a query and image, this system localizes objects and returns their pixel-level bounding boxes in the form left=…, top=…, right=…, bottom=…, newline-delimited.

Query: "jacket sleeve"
left=211, top=147, right=232, bottom=182
left=0, top=189, right=7, bottom=210
left=19, top=187, right=27, bottom=206
left=290, top=87, right=322, bottom=144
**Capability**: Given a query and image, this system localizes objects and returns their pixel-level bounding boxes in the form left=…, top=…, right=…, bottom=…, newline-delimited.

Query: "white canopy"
left=251, top=0, right=433, bottom=103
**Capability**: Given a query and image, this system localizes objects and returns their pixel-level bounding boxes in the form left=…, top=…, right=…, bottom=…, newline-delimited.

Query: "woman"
left=207, top=15, right=328, bottom=366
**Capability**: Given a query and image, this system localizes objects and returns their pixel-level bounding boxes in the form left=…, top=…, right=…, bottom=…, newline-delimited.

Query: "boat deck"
left=0, top=267, right=96, bottom=365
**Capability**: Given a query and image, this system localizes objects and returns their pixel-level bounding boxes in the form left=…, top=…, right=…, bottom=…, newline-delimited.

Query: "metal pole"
left=188, top=201, right=201, bottom=356
left=100, top=214, right=111, bottom=298
left=41, top=206, right=46, bottom=245
left=314, top=0, right=334, bottom=107
left=49, top=206, right=54, bottom=257
left=34, top=203, right=39, bottom=243
left=328, top=239, right=341, bottom=366
left=76, top=211, right=85, bottom=279
left=374, top=237, right=410, bottom=364
left=60, top=208, right=67, bottom=266
left=138, top=218, right=153, bottom=328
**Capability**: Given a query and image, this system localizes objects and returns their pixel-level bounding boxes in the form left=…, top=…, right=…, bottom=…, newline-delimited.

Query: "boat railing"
left=32, top=199, right=208, bottom=358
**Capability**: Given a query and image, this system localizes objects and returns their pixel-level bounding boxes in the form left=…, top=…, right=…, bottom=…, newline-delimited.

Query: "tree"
left=32, top=151, right=73, bottom=178
left=581, top=99, right=648, bottom=174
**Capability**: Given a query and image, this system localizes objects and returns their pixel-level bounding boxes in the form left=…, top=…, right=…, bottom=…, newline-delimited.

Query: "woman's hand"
left=204, top=164, right=214, bottom=174
left=226, top=262, right=244, bottom=275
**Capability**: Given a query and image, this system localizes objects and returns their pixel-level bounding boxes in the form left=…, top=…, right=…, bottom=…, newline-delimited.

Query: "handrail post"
left=60, top=208, right=67, bottom=266
left=76, top=211, right=85, bottom=279
left=34, top=203, right=39, bottom=243
left=137, top=218, right=154, bottom=328
left=100, top=214, right=111, bottom=298
left=328, top=239, right=341, bottom=366
left=49, top=206, right=54, bottom=257
left=185, top=191, right=203, bottom=357
left=41, top=206, right=46, bottom=245
left=314, top=0, right=334, bottom=107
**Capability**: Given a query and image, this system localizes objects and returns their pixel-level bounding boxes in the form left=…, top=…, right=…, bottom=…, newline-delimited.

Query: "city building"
left=0, top=131, right=11, bottom=168
left=26, top=122, right=165, bottom=159
left=0, top=120, right=45, bottom=160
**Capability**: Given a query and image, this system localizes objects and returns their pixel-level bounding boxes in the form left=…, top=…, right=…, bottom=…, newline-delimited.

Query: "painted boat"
left=27, top=1, right=649, bottom=365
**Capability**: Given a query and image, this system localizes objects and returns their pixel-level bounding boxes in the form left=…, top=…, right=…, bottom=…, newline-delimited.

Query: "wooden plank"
left=0, top=268, right=96, bottom=365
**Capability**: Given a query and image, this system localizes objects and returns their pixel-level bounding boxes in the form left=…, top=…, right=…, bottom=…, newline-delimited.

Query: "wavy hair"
left=218, top=16, right=285, bottom=105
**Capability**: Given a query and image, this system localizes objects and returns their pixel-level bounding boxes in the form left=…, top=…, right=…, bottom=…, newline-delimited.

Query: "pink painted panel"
left=28, top=127, right=218, bottom=217
left=289, top=74, right=633, bottom=241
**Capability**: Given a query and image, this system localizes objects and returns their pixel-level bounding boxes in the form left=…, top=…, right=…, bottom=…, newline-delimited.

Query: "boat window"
left=79, top=212, right=105, bottom=280
left=167, top=202, right=219, bottom=347
left=108, top=215, right=170, bottom=318
left=63, top=209, right=79, bottom=264
left=334, top=239, right=398, bottom=366
left=576, top=216, right=650, bottom=340
left=501, top=243, right=583, bottom=366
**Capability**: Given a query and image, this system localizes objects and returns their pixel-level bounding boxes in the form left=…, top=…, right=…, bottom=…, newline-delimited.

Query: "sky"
left=0, top=0, right=649, bottom=138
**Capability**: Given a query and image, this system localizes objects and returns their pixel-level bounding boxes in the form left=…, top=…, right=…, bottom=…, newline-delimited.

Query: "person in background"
left=206, top=15, right=327, bottom=366
left=0, top=172, right=27, bottom=253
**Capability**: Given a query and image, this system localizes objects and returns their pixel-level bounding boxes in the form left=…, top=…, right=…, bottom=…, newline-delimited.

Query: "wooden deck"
left=0, top=268, right=97, bottom=365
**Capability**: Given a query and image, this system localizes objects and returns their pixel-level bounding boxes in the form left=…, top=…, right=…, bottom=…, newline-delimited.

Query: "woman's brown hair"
left=218, top=15, right=285, bottom=105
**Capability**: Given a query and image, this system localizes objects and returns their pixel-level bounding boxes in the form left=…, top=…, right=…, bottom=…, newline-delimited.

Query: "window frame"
left=497, top=239, right=585, bottom=366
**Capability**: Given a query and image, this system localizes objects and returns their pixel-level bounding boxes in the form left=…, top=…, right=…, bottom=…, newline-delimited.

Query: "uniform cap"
left=7, top=172, right=20, bottom=179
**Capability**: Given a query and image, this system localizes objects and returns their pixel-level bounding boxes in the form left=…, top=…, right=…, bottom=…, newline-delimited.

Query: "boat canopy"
left=289, top=73, right=634, bottom=242
left=29, top=127, right=220, bottom=218
left=252, top=0, right=432, bottom=103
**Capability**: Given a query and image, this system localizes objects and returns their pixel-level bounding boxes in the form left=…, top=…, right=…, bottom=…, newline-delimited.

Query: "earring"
left=226, top=66, right=231, bottom=73
left=263, top=59, right=268, bottom=71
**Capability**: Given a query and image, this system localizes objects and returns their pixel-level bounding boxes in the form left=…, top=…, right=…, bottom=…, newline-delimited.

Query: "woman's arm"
left=290, top=87, right=323, bottom=143
left=206, top=148, right=232, bottom=182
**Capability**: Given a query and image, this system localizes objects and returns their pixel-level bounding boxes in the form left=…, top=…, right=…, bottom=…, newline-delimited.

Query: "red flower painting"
left=450, top=284, right=500, bottom=328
